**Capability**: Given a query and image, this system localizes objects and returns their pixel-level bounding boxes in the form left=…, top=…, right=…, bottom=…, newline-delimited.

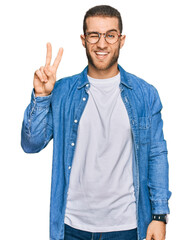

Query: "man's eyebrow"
left=86, top=29, right=118, bottom=34
left=107, top=29, right=118, bottom=32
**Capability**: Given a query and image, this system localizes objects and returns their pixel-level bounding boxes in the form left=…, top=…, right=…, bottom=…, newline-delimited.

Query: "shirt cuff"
left=151, top=200, right=170, bottom=214
left=31, top=89, right=52, bottom=107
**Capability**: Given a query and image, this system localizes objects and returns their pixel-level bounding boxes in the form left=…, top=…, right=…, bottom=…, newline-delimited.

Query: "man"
left=21, top=5, right=171, bottom=240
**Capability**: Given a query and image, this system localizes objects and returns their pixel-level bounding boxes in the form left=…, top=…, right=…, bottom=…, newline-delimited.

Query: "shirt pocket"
left=139, top=116, right=151, bottom=144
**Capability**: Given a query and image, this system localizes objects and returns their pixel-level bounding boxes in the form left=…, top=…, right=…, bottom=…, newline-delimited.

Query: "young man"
left=21, top=5, right=171, bottom=240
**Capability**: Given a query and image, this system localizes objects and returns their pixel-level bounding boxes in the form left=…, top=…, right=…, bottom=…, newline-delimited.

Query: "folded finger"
left=35, top=69, right=44, bottom=82
left=44, top=66, right=52, bottom=77
left=40, top=66, right=48, bottom=81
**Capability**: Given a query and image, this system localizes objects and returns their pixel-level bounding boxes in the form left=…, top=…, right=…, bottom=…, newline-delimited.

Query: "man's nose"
left=97, top=34, right=108, bottom=48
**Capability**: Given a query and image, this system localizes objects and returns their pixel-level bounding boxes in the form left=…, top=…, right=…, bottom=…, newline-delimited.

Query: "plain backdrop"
left=0, top=0, right=191, bottom=239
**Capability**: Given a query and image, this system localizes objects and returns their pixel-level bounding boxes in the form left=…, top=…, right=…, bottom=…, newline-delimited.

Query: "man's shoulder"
left=52, top=72, right=82, bottom=96
left=125, top=70, right=152, bottom=90
left=120, top=66, right=159, bottom=102
left=54, top=72, right=81, bottom=88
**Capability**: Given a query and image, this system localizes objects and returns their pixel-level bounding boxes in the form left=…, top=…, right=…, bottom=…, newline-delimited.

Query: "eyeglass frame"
left=84, top=29, right=122, bottom=45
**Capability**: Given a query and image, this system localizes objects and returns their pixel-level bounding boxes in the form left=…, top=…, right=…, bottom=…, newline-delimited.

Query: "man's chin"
left=90, top=61, right=116, bottom=71
left=93, top=65, right=108, bottom=71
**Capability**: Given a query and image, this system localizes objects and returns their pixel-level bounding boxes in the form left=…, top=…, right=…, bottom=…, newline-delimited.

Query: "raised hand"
left=33, top=43, right=63, bottom=97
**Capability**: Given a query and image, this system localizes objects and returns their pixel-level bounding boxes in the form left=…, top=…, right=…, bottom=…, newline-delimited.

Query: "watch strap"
left=152, top=214, right=167, bottom=224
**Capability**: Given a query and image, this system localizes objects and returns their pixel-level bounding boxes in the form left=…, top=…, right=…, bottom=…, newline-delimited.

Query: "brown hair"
left=83, top=5, right=123, bottom=34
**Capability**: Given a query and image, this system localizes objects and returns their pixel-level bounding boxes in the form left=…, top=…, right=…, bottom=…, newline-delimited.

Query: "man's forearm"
left=21, top=89, right=53, bottom=153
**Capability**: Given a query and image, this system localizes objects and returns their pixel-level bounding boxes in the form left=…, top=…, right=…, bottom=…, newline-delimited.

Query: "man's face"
left=81, top=16, right=126, bottom=72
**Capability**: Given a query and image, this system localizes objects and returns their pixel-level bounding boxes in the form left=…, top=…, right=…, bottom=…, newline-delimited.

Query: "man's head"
left=81, top=5, right=126, bottom=77
left=83, top=5, right=123, bottom=35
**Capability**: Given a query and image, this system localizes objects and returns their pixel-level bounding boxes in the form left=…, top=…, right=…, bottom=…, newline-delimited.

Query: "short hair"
left=83, top=5, right=123, bottom=34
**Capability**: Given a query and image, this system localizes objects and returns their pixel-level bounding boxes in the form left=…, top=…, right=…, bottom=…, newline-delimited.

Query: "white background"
left=0, top=0, right=191, bottom=239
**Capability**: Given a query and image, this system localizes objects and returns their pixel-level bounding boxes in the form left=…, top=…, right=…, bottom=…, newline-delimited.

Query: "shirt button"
left=82, top=97, right=86, bottom=101
left=71, top=142, right=75, bottom=146
left=68, top=166, right=71, bottom=170
left=74, top=119, right=78, bottom=123
left=86, top=84, right=89, bottom=87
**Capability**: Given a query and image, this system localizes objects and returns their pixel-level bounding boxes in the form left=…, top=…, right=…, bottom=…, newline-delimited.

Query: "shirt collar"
left=77, top=64, right=133, bottom=90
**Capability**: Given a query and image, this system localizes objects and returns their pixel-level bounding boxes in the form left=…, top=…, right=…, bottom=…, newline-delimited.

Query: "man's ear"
left=80, top=35, right=86, bottom=48
left=120, top=35, right=126, bottom=49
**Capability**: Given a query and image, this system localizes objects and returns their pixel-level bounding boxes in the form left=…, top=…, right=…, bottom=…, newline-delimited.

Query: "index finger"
left=53, top=47, right=64, bottom=70
left=45, top=42, right=52, bottom=66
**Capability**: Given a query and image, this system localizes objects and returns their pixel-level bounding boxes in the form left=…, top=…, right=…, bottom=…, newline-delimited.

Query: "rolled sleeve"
left=21, top=89, right=53, bottom=153
left=148, top=85, right=172, bottom=214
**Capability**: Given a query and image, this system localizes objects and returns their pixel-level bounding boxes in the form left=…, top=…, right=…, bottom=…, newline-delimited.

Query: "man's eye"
left=107, top=34, right=115, bottom=38
left=89, top=34, right=98, bottom=38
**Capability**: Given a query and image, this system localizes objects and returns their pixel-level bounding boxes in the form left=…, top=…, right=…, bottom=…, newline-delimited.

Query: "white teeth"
left=96, top=52, right=108, bottom=55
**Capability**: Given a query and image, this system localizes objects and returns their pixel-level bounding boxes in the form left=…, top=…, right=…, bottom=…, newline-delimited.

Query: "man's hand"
left=146, top=220, right=166, bottom=240
left=33, top=42, right=63, bottom=97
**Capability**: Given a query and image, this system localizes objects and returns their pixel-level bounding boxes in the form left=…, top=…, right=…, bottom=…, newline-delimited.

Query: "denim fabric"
left=21, top=64, right=172, bottom=240
left=64, top=224, right=137, bottom=240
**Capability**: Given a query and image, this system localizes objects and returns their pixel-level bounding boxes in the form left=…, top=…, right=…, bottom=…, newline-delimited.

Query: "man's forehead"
left=86, top=16, right=119, bottom=32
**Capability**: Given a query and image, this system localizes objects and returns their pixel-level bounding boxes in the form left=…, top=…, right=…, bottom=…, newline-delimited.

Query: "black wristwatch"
left=152, top=214, right=168, bottom=224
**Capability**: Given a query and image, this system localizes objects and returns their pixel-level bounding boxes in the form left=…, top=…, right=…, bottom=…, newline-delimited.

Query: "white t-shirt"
left=64, top=72, right=137, bottom=232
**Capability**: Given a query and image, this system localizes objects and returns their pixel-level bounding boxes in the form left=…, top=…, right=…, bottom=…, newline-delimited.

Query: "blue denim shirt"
left=21, top=64, right=172, bottom=240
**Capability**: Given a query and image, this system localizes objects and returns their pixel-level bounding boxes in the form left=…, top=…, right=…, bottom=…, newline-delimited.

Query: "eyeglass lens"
left=86, top=31, right=119, bottom=44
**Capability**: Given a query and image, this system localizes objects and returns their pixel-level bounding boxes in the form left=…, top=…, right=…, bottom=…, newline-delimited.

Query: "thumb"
left=146, top=232, right=153, bottom=240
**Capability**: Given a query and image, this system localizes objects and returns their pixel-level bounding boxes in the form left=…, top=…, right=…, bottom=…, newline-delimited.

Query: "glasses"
left=85, top=30, right=122, bottom=44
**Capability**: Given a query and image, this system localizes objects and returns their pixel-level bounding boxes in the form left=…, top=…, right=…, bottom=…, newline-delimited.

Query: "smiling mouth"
left=95, top=51, right=109, bottom=59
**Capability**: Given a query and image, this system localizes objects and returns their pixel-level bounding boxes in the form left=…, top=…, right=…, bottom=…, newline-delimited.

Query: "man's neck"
left=87, top=63, right=119, bottom=79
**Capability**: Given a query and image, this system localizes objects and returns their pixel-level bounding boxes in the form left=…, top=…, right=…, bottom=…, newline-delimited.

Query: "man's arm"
left=148, top=85, right=172, bottom=213
left=146, top=85, right=172, bottom=240
left=21, top=43, right=63, bottom=153
left=21, top=90, right=53, bottom=153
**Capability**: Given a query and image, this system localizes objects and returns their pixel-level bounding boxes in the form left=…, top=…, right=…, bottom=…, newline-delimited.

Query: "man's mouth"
left=95, top=51, right=109, bottom=59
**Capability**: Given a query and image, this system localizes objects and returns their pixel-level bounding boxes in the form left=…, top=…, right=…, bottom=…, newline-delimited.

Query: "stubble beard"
left=85, top=42, right=120, bottom=71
